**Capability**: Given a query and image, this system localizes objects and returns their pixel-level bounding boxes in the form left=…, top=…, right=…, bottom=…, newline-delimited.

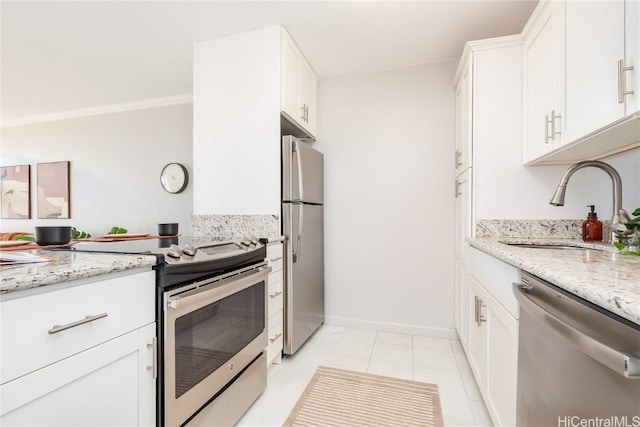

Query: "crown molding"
left=1, top=94, right=193, bottom=128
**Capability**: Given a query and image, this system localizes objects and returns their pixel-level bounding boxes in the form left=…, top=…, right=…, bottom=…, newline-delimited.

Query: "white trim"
left=1, top=94, right=193, bottom=128
left=324, top=315, right=458, bottom=340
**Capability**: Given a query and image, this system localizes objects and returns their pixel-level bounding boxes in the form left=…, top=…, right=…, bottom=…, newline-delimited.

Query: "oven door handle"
left=513, top=283, right=640, bottom=379
left=168, top=266, right=271, bottom=311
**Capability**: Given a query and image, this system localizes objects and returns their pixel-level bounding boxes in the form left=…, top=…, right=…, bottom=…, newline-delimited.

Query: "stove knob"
left=167, top=244, right=183, bottom=258
left=240, top=237, right=251, bottom=246
left=183, top=243, right=197, bottom=257
left=250, top=235, right=258, bottom=245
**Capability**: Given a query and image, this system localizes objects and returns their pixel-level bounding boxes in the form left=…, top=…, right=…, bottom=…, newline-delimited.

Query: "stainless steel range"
left=68, top=236, right=270, bottom=427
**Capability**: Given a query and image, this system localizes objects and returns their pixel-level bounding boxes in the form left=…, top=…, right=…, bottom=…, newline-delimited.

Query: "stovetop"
left=68, top=235, right=265, bottom=266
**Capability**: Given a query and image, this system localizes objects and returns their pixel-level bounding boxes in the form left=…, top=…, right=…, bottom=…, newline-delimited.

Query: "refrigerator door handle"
left=294, top=140, right=305, bottom=202
left=294, top=203, right=303, bottom=263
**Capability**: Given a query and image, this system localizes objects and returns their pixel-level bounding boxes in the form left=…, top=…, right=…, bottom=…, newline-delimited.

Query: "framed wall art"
left=1, top=165, right=31, bottom=219
left=37, top=161, right=71, bottom=219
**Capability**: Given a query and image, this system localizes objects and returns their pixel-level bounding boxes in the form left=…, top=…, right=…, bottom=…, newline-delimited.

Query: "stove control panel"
left=161, top=236, right=263, bottom=264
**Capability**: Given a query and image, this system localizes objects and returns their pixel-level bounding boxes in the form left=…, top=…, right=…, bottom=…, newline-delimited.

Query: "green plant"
left=613, top=207, right=640, bottom=256
left=14, top=234, right=35, bottom=242
left=71, top=227, right=91, bottom=239
left=107, top=226, right=128, bottom=235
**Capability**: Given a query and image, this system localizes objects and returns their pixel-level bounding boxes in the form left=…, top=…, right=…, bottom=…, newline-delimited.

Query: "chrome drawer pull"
left=269, top=291, right=283, bottom=299
left=48, top=313, right=108, bottom=335
left=269, top=257, right=283, bottom=262
left=146, top=337, right=158, bottom=379
left=269, top=333, right=282, bottom=343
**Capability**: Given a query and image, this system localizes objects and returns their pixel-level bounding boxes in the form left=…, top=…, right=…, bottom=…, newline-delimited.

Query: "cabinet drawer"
left=469, top=247, right=519, bottom=319
left=1, top=270, right=155, bottom=384
left=267, top=243, right=284, bottom=273
left=267, top=312, right=283, bottom=365
left=267, top=242, right=283, bottom=261
left=268, top=272, right=283, bottom=318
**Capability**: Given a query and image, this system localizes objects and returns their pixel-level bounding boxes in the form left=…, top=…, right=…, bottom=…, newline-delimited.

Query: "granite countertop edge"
left=469, top=237, right=640, bottom=326
left=1, top=250, right=158, bottom=296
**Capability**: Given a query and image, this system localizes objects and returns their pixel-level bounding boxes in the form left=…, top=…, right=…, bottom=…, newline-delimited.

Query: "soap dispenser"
left=582, top=205, right=603, bottom=242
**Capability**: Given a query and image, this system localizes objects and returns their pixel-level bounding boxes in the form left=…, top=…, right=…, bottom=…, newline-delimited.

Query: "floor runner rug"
left=283, top=366, right=444, bottom=427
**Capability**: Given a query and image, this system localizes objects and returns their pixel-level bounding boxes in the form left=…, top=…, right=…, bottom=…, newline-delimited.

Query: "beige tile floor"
left=237, top=325, right=493, bottom=427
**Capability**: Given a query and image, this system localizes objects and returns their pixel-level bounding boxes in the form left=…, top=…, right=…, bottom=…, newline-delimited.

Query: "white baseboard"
left=324, top=315, right=459, bottom=340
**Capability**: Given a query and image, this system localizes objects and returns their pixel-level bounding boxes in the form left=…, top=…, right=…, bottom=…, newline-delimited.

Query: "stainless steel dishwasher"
left=513, top=271, right=640, bottom=427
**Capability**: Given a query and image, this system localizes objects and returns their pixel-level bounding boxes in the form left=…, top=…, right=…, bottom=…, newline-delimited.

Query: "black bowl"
left=35, top=226, right=72, bottom=245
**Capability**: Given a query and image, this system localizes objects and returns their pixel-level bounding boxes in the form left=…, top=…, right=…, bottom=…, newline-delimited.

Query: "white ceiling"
left=1, top=0, right=538, bottom=123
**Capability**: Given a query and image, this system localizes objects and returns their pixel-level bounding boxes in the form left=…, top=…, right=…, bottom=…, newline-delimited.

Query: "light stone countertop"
left=0, top=250, right=158, bottom=296
left=469, top=237, right=640, bottom=325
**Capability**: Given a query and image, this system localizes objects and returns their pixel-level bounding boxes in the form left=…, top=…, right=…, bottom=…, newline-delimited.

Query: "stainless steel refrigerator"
left=282, top=135, right=324, bottom=355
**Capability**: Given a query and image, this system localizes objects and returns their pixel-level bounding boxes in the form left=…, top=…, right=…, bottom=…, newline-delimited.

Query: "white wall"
left=315, top=61, right=458, bottom=337
left=472, top=44, right=587, bottom=221
left=0, top=103, right=193, bottom=236
left=192, top=26, right=281, bottom=216
left=585, top=148, right=640, bottom=221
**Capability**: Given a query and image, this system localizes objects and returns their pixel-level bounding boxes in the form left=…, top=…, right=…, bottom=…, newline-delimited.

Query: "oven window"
left=173, top=281, right=265, bottom=398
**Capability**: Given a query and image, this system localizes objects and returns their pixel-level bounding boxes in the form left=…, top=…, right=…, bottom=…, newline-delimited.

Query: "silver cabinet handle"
left=269, top=333, right=282, bottom=343
left=513, top=283, right=640, bottom=378
left=475, top=296, right=486, bottom=326
left=300, top=104, right=306, bottom=121
left=474, top=295, right=485, bottom=326
left=269, top=256, right=283, bottom=263
left=146, top=337, right=157, bottom=379
left=455, top=179, right=462, bottom=198
left=48, top=313, right=108, bottom=335
left=545, top=114, right=552, bottom=143
left=478, top=298, right=486, bottom=326
left=269, top=290, right=283, bottom=299
left=551, top=110, right=561, bottom=140
left=618, top=59, right=635, bottom=103
left=474, top=296, right=479, bottom=324
left=455, top=150, right=463, bottom=168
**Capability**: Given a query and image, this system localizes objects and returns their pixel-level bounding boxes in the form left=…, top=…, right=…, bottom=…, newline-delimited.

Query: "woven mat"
left=284, top=366, right=444, bottom=427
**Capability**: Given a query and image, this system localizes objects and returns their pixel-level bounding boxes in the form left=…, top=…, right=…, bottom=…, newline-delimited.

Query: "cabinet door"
left=484, top=293, right=518, bottom=427
left=454, top=169, right=472, bottom=347
left=523, top=1, right=565, bottom=163
left=565, top=1, right=625, bottom=141
left=626, top=0, right=640, bottom=114
left=467, top=277, right=487, bottom=390
left=455, top=55, right=472, bottom=173
left=281, top=34, right=301, bottom=123
left=300, top=59, right=317, bottom=137
left=0, top=324, right=156, bottom=427
left=454, top=168, right=472, bottom=262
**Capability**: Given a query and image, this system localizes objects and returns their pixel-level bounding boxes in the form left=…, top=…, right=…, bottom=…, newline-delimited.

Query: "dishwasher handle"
left=513, top=282, right=640, bottom=379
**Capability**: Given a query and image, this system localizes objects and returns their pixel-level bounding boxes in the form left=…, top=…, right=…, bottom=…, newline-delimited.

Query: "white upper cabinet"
left=626, top=0, right=640, bottom=114
left=565, top=1, right=626, bottom=142
left=522, top=0, right=640, bottom=165
left=455, top=54, right=473, bottom=175
left=523, top=0, right=566, bottom=164
left=281, top=28, right=318, bottom=139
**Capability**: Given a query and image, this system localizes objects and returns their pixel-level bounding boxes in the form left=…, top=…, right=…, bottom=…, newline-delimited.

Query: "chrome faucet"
left=549, top=160, right=631, bottom=243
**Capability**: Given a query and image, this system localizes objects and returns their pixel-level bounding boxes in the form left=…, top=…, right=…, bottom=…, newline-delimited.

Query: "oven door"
left=163, top=264, right=270, bottom=427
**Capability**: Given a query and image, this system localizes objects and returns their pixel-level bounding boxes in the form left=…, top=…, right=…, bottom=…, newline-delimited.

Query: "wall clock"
left=160, top=163, right=189, bottom=194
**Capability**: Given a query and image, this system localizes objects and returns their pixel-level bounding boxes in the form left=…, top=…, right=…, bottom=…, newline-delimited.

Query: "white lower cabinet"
left=466, top=247, right=519, bottom=427
left=0, top=323, right=156, bottom=426
left=0, top=269, right=157, bottom=426
left=266, top=241, right=284, bottom=366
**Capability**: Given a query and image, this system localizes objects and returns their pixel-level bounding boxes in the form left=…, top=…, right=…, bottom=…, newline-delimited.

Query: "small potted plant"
left=613, top=208, right=640, bottom=256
